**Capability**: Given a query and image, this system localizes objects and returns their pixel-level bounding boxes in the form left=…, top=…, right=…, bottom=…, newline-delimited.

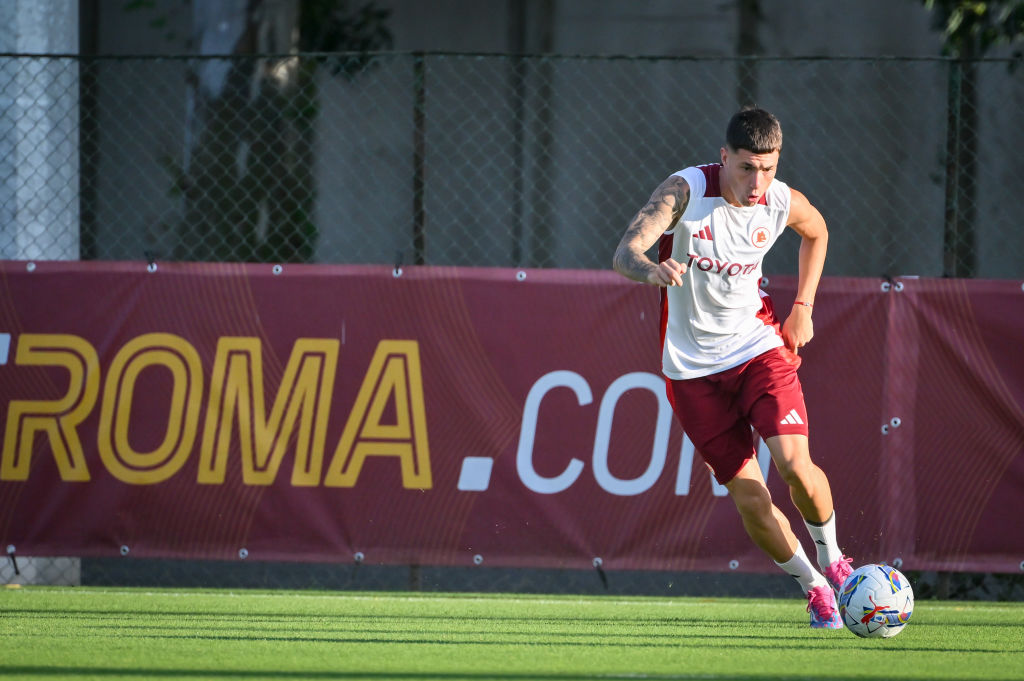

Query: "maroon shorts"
left=666, top=347, right=808, bottom=484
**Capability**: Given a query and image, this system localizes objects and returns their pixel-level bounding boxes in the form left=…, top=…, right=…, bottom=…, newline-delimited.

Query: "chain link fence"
left=3, top=51, right=1024, bottom=596
left=1, top=52, right=1021, bottom=277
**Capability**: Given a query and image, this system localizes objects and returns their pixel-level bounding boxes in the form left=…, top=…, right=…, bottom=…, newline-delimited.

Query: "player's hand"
left=782, top=304, right=813, bottom=353
left=648, top=258, right=687, bottom=287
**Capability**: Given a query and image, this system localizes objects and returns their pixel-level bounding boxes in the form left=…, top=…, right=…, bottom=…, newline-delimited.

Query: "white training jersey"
left=659, top=163, right=792, bottom=379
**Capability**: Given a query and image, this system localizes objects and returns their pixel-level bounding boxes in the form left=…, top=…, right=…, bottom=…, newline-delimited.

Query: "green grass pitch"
left=1, top=586, right=1022, bottom=680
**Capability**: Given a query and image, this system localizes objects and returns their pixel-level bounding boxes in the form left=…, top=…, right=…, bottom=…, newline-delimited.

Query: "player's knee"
left=729, top=482, right=773, bottom=520
left=767, top=435, right=811, bottom=481
left=776, top=456, right=815, bottom=491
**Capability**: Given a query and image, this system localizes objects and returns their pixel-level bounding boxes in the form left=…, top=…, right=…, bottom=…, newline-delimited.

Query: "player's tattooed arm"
left=612, top=174, right=690, bottom=287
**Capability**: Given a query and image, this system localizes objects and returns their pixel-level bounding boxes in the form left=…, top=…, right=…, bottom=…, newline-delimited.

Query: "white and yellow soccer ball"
left=838, top=563, right=914, bottom=638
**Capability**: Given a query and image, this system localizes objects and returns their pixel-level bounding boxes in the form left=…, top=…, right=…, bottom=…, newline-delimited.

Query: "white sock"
left=804, top=512, right=843, bottom=571
left=775, top=543, right=828, bottom=593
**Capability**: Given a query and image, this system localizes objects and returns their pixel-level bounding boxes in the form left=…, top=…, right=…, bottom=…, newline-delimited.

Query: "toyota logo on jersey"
left=686, top=253, right=759, bottom=277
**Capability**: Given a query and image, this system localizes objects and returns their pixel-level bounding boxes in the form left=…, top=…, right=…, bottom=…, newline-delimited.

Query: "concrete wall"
left=385, top=1, right=944, bottom=57
left=0, top=0, right=79, bottom=260
left=84, top=1, right=1021, bottom=277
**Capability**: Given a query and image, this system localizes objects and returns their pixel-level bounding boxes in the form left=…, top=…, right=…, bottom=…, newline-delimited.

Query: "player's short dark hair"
left=726, top=107, right=782, bottom=154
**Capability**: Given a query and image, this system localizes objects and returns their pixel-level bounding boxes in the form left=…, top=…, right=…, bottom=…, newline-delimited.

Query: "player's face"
left=719, top=146, right=779, bottom=207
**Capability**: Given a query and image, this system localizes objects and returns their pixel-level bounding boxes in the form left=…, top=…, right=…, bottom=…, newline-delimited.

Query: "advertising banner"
left=0, top=261, right=1020, bottom=573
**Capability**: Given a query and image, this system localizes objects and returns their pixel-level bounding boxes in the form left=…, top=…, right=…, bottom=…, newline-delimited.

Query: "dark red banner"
left=0, top=261, right=1021, bottom=573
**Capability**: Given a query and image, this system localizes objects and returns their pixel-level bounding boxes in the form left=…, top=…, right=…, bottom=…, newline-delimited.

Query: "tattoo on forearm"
left=612, top=248, right=655, bottom=283
left=613, top=175, right=689, bottom=282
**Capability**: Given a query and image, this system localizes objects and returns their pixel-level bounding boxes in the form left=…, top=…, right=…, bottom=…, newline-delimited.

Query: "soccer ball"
left=837, top=563, right=914, bottom=638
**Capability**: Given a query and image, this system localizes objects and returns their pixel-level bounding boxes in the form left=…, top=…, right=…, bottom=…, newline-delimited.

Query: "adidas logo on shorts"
left=780, top=409, right=804, bottom=425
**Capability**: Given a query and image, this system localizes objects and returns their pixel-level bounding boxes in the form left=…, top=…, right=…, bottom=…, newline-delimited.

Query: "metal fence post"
left=942, top=59, right=961, bottom=278
left=943, top=57, right=979, bottom=278
left=412, top=52, right=426, bottom=265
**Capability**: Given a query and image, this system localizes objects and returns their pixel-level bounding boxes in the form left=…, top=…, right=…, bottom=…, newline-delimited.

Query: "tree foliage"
left=300, top=0, right=392, bottom=51
left=178, top=1, right=391, bottom=263
left=923, top=0, right=1024, bottom=56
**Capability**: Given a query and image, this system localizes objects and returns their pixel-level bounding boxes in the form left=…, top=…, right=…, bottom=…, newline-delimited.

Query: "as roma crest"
left=751, top=227, right=771, bottom=248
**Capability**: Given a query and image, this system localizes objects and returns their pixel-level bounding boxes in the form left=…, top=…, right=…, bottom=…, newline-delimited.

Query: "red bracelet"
left=793, top=301, right=813, bottom=308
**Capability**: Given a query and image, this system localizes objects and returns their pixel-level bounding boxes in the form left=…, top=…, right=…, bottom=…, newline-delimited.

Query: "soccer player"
left=612, top=107, right=852, bottom=628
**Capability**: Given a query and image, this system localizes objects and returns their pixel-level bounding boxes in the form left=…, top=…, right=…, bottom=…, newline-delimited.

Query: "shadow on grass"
left=0, top=667, right=964, bottom=681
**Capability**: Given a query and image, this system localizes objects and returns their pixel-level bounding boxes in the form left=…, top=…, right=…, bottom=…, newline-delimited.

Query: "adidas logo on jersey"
left=780, top=409, right=804, bottom=425
left=693, top=226, right=713, bottom=241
